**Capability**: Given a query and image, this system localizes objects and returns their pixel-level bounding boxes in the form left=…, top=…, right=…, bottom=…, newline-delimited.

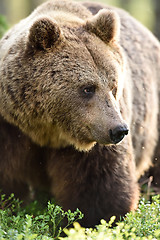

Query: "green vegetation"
left=0, top=15, right=8, bottom=38
left=0, top=193, right=83, bottom=239
left=64, top=196, right=160, bottom=240
left=0, top=194, right=160, bottom=239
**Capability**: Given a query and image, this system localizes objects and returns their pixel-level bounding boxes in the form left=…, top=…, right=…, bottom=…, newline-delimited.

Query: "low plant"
left=0, top=194, right=160, bottom=239
left=0, top=193, right=83, bottom=239
left=63, top=195, right=160, bottom=240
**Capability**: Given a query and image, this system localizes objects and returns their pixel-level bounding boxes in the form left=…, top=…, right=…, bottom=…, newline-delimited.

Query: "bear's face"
left=0, top=8, right=128, bottom=151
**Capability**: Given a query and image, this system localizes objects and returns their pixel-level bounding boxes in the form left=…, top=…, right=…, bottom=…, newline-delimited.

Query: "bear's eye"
left=81, top=85, right=96, bottom=98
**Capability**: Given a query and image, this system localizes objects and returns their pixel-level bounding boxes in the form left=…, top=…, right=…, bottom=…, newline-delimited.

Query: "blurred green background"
left=0, top=0, right=160, bottom=39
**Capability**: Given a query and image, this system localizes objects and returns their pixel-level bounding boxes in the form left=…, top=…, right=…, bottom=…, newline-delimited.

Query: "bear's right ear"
left=26, top=17, right=62, bottom=52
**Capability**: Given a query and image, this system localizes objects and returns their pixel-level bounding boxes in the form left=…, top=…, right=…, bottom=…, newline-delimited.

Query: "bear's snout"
left=109, top=125, right=129, bottom=144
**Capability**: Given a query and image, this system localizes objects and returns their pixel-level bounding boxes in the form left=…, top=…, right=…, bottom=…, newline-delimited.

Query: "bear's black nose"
left=109, top=125, right=129, bottom=144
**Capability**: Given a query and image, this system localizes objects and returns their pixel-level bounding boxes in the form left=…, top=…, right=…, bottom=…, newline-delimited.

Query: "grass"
left=0, top=193, right=160, bottom=239
left=53, top=196, right=160, bottom=239
left=0, top=193, right=83, bottom=239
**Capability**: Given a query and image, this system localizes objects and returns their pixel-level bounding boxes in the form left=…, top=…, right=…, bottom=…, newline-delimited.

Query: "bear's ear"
left=27, top=17, right=61, bottom=52
left=85, top=9, right=120, bottom=43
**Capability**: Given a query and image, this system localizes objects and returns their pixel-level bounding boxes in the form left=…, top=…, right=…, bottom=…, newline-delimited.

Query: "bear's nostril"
left=109, top=125, right=129, bottom=144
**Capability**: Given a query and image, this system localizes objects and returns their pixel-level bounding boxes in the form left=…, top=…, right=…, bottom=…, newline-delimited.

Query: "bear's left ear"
left=27, top=17, right=62, bottom=52
left=85, top=9, right=120, bottom=43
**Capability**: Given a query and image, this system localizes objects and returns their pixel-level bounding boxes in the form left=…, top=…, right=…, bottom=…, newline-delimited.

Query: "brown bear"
left=0, top=0, right=160, bottom=227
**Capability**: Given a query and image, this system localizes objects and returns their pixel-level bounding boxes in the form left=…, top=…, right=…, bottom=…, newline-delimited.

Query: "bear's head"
left=0, top=2, right=128, bottom=151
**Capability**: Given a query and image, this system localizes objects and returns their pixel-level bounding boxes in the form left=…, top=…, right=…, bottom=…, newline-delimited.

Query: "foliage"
left=63, top=195, right=160, bottom=240
left=0, top=15, right=8, bottom=38
left=0, top=193, right=83, bottom=239
left=0, top=194, right=160, bottom=239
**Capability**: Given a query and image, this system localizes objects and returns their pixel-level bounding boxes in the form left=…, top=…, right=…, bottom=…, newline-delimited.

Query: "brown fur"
left=0, top=0, right=159, bottom=227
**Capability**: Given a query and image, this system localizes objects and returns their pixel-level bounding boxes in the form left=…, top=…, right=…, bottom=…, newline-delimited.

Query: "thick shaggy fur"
left=0, top=1, right=160, bottom=227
